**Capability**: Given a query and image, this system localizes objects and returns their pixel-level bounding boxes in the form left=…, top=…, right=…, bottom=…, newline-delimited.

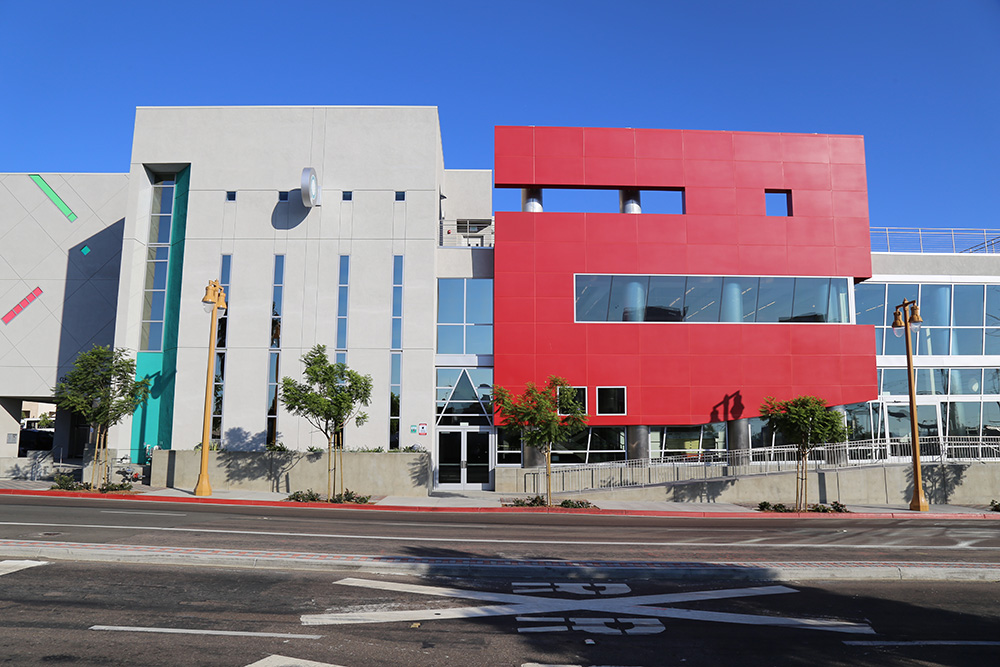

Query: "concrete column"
left=829, top=404, right=849, bottom=464
left=0, top=397, right=22, bottom=458
left=721, top=279, right=743, bottom=323
left=727, top=418, right=750, bottom=467
left=627, top=425, right=649, bottom=460
left=620, top=189, right=641, bottom=214
left=521, top=188, right=543, bottom=212
left=623, top=278, right=647, bottom=321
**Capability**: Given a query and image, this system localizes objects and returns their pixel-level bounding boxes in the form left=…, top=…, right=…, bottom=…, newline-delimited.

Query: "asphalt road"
left=1, top=495, right=999, bottom=565
left=1, top=560, right=999, bottom=667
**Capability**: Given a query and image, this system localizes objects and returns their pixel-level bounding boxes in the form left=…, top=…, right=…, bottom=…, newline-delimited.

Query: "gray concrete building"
left=1, top=106, right=495, bottom=486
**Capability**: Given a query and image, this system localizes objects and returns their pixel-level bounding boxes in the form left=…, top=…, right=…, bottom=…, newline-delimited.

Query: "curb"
left=2, top=539, right=998, bottom=581
left=2, top=489, right=998, bottom=520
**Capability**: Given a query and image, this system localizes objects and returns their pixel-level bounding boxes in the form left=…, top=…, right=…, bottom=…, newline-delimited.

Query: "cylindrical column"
left=627, top=425, right=649, bottom=460
left=524, top=444, right=545, bottom=467
left=522, top=188, right=543, bottom=212
left=620, top=189, right=641, bottom=214
left=623, top=278, right=647, bottom=322
left=721, top=278, right=743, bottom=323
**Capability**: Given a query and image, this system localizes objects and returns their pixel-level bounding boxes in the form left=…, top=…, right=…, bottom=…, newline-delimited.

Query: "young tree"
left=280, top=344, right=372, bottom=501
left=494, top=376, right=587, bottom=507
left=53, top=346, right=151, bottom=488
left=760, top=395, right=846, bottom=511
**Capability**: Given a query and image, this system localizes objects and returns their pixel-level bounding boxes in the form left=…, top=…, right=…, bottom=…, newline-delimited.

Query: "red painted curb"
left=2, top=488, right=998, bottom=519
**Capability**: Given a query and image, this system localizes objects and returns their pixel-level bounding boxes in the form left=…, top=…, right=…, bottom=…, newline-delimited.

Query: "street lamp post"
left=194, top=280, right=227, bottom=497
left=891, top=298, right=928, bottom=511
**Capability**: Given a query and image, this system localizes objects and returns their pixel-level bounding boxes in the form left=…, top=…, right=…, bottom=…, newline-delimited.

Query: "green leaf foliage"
left=493, top=376, right=587, bottom=453
left=280, top=344, right=372, bottom=443
left=53, top=345, right=151, bottom=431
left=759, top=395, right=846, bottom=455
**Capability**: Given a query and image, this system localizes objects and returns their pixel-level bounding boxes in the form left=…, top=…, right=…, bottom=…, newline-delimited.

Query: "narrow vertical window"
left=213, top=255, right=231, bottom=446
left=140, top=174, right=174, bottom=351
left=389, top=255, right=403, bottom=449
left=336, top=255, right=350, bottom=364
left=267, top=255, right=284, bottom=447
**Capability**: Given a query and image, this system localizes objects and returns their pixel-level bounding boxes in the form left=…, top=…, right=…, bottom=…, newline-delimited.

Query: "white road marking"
left=101, top=510, right=187, bottom=516
left=0, top=560, right=48, bottom=576
left=301, top=578, right=874, bottom=634
left=844, top=640, right=1000, bottom=646
left=89, top=625, right=321, bottom=639
left=245, top=656, right=346, bottom=667
left=2, top=521, right=994, bottom=551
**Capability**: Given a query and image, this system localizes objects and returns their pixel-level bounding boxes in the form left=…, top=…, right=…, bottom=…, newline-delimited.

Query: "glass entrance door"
left=436, top=428, right=493, bottom=490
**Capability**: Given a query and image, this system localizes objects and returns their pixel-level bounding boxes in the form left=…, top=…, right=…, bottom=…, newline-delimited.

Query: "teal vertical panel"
left=131, top=352, right=164, bottom=461
left=130, top=167, right=189, bottom=463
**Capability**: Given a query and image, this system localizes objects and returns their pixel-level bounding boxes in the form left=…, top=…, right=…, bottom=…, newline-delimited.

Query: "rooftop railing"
left=870, top=228, right=1000, bottom=254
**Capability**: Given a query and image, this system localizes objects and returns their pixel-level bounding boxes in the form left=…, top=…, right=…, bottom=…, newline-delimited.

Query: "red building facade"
left=493, top=126, right=877, bottom=434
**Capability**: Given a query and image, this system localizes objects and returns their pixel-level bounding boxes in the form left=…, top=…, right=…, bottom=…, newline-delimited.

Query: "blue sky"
left=1, top=1, right=997, bottom=228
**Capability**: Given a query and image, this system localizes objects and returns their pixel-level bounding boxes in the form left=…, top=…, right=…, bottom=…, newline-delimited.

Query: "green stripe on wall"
left=29, top=174, right=78, bottom=221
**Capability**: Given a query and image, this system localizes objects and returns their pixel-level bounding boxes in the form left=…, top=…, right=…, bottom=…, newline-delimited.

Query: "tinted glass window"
left=881, top=368, right=909, bottom=395
left=917, top=327, right=949, bottom=355
left=437, top=279, right=464, bottom=323
left=646, top=276, right=686, bottom=321
left=950, top=368, right=982, bottom=394
left=791, top=278, right=831, bottom=322
left=854, top=283, right=886, bottom=325
left=919, top=284, right=951, bottom=326
left=597, top=387, right=626, bottom=414
left=987, top=285, right=1000, bottom=328
left=756, top=277, right=794, bottom=322
left=951, top=329, right=983, bottom=355
left=436, top=325, right=463, bottom=354
left=721, top=277, right=758, bottom=322
left=465, top=325, right=493, bottom=354
left=608, top=276, right=649, bottom=322
left=576, top=275, right=612, bottom=321
left=953, top=284, right=984, bottom=326
left=916, top=368, right=949, bottom=395
left=885, top=284, right=918, bottom=325
left=465, top=279, right=493, bottom=324
left=683, top=277, right=722, bottom=322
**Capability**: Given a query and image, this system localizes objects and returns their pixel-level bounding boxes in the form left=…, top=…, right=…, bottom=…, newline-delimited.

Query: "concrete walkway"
left=2, top=479, right=997, bottom=518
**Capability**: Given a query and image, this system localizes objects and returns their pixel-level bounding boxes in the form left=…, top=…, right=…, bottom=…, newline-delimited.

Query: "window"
left=558, top=386, right=587, bottom=415
left=226, top=191, right=236, bottom=201
left=435, top=368, right=493, bottom=426
left=765, top=190, right=792, bottom=216
left=551, top=427, right=626, bottom=463
left=266, top=255, right=284, bottom=447
left=395, top=191, right=405, bottom=201
left=278, top=191, right=289, bottom=202
left=437, top=278, right=493, bottom=354
left=212, top=254, right=231, bottom=445
left=389, top=255, right=403, bottom=449
left=140, top=173, right=175, bottom=351
left=641, top=189, right=685, bottom=215
left=342, top=191, right=352, bottom=201
left=336, top=255, right=350, bottom=361
left=596, top=387, right=626, bottom=415
left=576, top=275, right=851, bottom=324
left=496, top=428, right=522, bottom=465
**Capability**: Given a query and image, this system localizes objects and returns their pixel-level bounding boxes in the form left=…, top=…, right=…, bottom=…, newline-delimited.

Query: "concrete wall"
left=150, top=448, right=432, bottom=496
left=497, top=463, right=1000, bottom=506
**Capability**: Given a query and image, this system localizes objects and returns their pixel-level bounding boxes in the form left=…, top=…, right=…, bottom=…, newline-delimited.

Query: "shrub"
left=266, top=441, right=289, bottom=452
left=559, top=499, right=593, bottom=509
left=51, top=474, right=90, bottom=491
left=511, top=495, right=547, bottom=507
left=808, top=503, right=831, bottom=513
left=98, top=481, right=133, bottom=493
left=757, top=501, right=772, bottom=512
left=287, top=489, right=322, bottom=502
left=989, top=499, right=1000, bottom=512
left=330, top=489, right=371, bottom=504
left=830, top=501, right=850, bottom=513
left=757, top=501, right=793, bottom=512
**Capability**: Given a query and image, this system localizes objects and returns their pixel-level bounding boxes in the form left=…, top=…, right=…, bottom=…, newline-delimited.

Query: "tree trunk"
left=545, top=443, right=552, bottom=507
left=327, top=432, right=334, bottom=502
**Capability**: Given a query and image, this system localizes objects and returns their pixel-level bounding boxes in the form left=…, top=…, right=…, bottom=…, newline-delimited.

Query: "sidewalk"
left=2, top=479, right=998, bottom=519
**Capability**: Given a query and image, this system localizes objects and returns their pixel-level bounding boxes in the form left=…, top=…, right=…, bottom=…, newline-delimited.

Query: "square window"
left=596, top=387, right=626, bottom=415
left=278, top=191, right=289, bottom=202
left=342, top=191, right=353, bottom=201
left=226, top=191, right=237, bottom=201
left=395, top=191, right=406, bottom=201
left=558, top=386, right=587, bottom=415
left=765, top=190, right=792, bottom=216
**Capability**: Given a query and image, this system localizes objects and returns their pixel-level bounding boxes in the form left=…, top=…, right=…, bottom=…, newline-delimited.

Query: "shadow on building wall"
left=271, top=192, right=309, bottom=230
left=54, top=219, right=125, bottom=457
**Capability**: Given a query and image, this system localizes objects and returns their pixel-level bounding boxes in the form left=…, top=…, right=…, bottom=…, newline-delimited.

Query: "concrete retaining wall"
left=499, top=463, right=1000, bottom=506
left=150, top=449, right=432, bottom=497
left=0, top=453, right=59, bottom=480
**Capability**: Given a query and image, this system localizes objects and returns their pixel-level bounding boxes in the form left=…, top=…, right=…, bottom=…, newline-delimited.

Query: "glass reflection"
left=854, top=283, right=886, bottom=325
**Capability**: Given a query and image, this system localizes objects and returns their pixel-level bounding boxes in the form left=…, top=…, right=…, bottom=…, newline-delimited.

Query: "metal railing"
left=522, top=437, right=1000, bottom=494
left=870, top=228, right=1000, bottom=254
